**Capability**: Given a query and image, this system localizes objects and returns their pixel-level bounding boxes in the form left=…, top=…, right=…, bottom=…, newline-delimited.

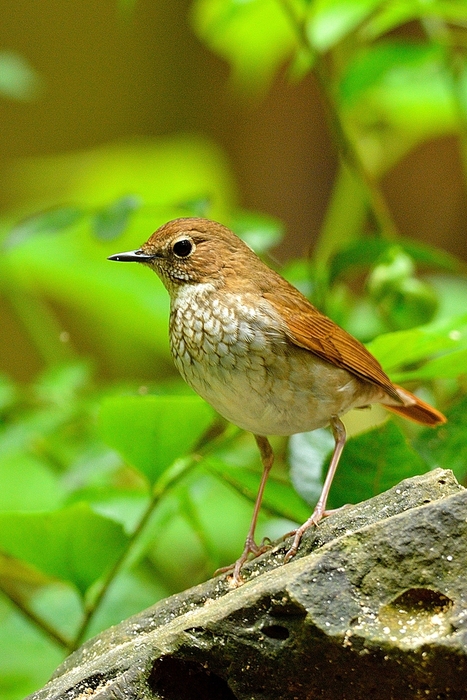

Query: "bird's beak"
left=108, top=249, right=157, bottom=263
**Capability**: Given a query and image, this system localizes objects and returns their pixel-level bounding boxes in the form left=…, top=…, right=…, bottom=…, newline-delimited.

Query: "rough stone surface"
left=27, top=469, right=467, bottom=700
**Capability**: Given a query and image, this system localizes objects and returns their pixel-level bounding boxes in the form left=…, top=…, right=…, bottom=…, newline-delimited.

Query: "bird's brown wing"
left=264, top=288, right=401, bottom=402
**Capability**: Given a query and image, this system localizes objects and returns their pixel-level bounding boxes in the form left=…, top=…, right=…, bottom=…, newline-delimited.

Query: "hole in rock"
left=148, top=656, right=236, bottom=700
left=261, top=624, right=290, bottom=640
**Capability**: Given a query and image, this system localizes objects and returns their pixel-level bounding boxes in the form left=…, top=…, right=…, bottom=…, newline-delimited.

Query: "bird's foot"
left=283, top=511, right=322, bottom=563
left=215, top=536, right=270, bottom=586
left=283, top=503, right=352, bottom=563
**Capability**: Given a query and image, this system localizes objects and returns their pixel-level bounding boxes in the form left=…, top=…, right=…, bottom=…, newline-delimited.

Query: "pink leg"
left=284, top=416, right=346, bottom=562
left=219, top=434, right=274, bottom=585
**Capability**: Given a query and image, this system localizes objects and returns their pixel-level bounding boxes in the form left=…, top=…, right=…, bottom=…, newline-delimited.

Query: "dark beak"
left=108, top=249, right=157, bottom=263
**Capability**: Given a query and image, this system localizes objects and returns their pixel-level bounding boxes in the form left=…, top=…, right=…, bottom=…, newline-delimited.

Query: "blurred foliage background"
left=1, top=0, right=467, bottom=697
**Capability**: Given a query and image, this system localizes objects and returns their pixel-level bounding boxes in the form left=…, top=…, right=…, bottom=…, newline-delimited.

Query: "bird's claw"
left=214, top=537, right=270, bottom=586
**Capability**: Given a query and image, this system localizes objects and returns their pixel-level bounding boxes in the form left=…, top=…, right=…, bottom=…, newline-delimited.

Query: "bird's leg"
left=217, top=434, right=274, bottom=585
left=284, top=416, right=346, bottom=563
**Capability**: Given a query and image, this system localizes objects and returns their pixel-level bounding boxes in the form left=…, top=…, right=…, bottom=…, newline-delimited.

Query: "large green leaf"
left=393, top=347, right=467, bottom=383
left=289, top=421, right=429, bottom=511
left=329, top=421, right=429, bottom=508
left=288, top=428, right=335, bottom=506
left=0, top=503, right=128, bottom=596
left=99, top=394, right=214, bottom=484
left=0, top=454, right=64, bottom=512
left=0, top=599, right=63, bottom=700
left=367, top=313, right=467, bottom=372
left=192, top=0, right=301, bottom=92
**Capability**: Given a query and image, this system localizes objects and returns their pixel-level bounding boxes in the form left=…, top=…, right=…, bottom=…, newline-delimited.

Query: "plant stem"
left=70, top=424, right=236, bottom=650
left=70, top=454, right=200, bottom=650
left=0, top=585, right=72, bottom=651
left=277, top=0, right=399, bottom=242
left=421, top=16, right=467, bottom=186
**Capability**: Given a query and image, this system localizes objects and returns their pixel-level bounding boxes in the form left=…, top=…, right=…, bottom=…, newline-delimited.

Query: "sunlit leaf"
left=307, top=0, right=382, bottom=52
left=192, top=0, right=301, bottom=92
left=367, top=313, right=467, bottom=372
left=99, top=394, right=214, bottom=484
left=393, top=347, right=467, bottom=383
left=0, top=600, right=63, bottom=700
left=339, top=43, right=447, bottom=106
left=0, top=503, right=129, bottom=595
left=0, top=375, right=17, bottom=412
left=340, top=41, right=457, bottom=173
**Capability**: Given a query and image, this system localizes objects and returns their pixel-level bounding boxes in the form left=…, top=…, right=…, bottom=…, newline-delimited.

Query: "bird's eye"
left=172, top=238, right=194, bottom=258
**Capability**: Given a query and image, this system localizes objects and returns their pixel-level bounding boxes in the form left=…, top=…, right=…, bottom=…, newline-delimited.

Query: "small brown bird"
left=109, top=217, right=446, bottom=583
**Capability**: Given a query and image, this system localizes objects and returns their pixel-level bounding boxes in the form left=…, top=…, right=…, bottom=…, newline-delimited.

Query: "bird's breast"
left=168, top=285, right=382, bottom=435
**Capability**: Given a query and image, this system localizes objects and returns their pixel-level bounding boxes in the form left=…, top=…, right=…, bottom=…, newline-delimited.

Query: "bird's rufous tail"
left=383, top=385, right=446, bottom=426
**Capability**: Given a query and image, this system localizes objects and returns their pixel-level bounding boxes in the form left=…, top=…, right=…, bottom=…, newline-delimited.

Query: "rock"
left=27, top=469, right=467, bottom=700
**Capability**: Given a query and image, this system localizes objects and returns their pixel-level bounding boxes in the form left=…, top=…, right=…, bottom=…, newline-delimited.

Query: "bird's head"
left=108, top=217, right=260, bottom=293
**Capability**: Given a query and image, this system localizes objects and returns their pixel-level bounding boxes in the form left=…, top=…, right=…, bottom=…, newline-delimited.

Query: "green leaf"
left=33, top=361, right=92, bottom=406
left=231, top=209, right=284, bottom=253
left=99, top=394, right=214, bottom=484
left=288, top=428, right=335, bottom=506
left=414, top=396, right=467, bottom=482
left=339, top=43, right=444, bottom=106
left=0, top=454, right=64, bottom=512
left=205, top=457, right=311, bottom=523
left=307, top=0, right=383, bottom=52
left=92, top=195, right=142, bottom=241
left=0, top=503, right=129, bottom=595
left=393, top=347, right=467, bottom=383
left=192, top=0, right=301, bottom=92
left=339, top=41, right=456, bottom=165
left=0, top=599, right=63, bottom=700
left=329, top=421, right=428, bottom=508
left=363, top=1, right=467, bottom=41
left=290, top=421, right=432, bottom=512
left=367, top=313, right=467, bottom=372
left=4, top=207, right=84, bottom=249
left=329, top=237, right=465, bottom=283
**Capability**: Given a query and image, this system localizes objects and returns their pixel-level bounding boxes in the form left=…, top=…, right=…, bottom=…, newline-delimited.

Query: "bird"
left=109, top=217, right=446, bottom=584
